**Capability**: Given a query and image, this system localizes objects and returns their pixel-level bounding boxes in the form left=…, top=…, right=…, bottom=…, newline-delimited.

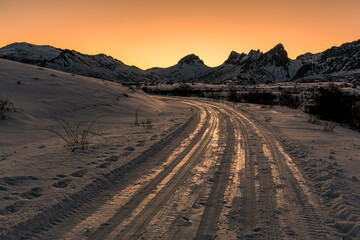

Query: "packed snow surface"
left=1, top=58, right=360, bottom=239
left=0, top=59, right=191, bottom=233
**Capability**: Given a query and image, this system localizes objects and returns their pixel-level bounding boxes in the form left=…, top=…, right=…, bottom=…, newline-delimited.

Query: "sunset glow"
left=1, top=0, right=360, bottom=69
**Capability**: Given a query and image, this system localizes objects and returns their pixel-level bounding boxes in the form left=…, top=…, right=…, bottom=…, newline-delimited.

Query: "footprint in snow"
left=121, top=152, right=132, bottom=157
left=3, top=196, right=17, bottom=200
left=0, top=176, right=39, bottom=186
left=71, top=169, right=87, bottom=178
left=150, top=135, right=158, bottom=140
left=124, top=146, right=135, bottom=151
left=97, top=163, right=111, bottom=168
left=87, top=161, right=98, bottom=165
left=20, top=187, right=43, bottom=199
left=136, top=140, right=146, bottom=147
left=52, top=179, right=72, bottom=188
left=105, top=156, right=119, bottom=162
left=0, top=200, right=26, bottom=215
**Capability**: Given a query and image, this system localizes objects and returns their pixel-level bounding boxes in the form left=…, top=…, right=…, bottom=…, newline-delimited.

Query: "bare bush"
left=278, top=92, right=301, bottom=109
left=306, top=114, right=320, bottom=125
left=134, top=111, right=139, bottom=126
left=322, top=121, right=336, bottom=132
left=241, top=90, right=276, bottom=106
left=0, top=94, right=15, bottom=119
left=46, top=116, right=105, bottom=152
left=133, top=111, right=153, bottom=129
left=304, top=85, right=360, bottom=125
left=141, top=116, right=153, bottom=129
left=352, top=101, right=360, bottom=128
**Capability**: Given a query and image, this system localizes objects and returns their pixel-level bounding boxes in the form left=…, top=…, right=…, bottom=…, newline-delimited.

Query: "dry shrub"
left=322, top=121, right=336, bottom=132
left=306, top=114, right=320, bottom=125
left=46, top=116, right=105, bottom=152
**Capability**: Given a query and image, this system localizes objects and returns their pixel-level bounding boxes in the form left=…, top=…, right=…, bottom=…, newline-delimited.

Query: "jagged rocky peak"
left=248, top=49, right=261, bottom=56
left=178, top=54, right=204, bottom=65
left=272, top=43, right=285, bottom=51
left=263, top=43, right=289, bottom=67
left=266, top=43, right=288, bottom=57
left=224, top=51, right=246, bottom=65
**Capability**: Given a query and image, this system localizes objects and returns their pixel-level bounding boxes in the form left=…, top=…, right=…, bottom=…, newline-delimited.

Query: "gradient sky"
left=1, top=0, right=359, bottom=69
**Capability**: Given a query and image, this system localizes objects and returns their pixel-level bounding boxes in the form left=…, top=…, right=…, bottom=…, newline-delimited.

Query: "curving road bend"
left=36, top=98, right=333, bottom=240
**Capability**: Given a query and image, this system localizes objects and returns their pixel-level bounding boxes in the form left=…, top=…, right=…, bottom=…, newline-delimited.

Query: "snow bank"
left=0, top=59, right=192, bottom=237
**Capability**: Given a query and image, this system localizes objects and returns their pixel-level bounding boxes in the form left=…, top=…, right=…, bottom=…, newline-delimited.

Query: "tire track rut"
left=195, top=111, right=236, bottom=240
left=113, top=107, right=218, bottom=239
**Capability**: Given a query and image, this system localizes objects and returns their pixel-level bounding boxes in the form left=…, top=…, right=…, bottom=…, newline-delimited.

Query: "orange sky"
left=1, top=0, right=360, bottom=69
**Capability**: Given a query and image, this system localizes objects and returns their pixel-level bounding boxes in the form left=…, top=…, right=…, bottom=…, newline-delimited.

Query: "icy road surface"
left=24, top=97, right=344, bottom=240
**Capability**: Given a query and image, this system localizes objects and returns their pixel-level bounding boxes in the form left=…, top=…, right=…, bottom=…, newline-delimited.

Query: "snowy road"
left=33, top=98, right=333, bottom=239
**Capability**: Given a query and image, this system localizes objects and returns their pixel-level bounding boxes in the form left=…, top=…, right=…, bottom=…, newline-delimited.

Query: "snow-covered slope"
left=0, top=58, right=165, bottom=125
left=0, top=58, right=191, bottom=235
left=295, top=39, right=360, bottom=79
left=0, top=42, right=154, bottom=82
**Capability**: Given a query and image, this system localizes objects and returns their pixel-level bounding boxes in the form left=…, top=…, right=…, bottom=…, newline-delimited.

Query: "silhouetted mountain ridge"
left=0, top=40, right=359, bottom=84
left=178, top=54, right=204, bottom=65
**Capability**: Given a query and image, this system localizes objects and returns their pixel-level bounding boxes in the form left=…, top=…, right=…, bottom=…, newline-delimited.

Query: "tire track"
left=34, top=105, right=203, bottom=240
left=30, top=98, right=331, bottom=240
left=235, top=114, right=280, bottom=239
left=195, top=110, right=236, bottom=240
left=251, top=118, right=328, bottom=239
left=112, top=105, right=218, bottom=239
left=204, top=102, right=279, bottom=239
left=219, top=101, right=328, bottom=239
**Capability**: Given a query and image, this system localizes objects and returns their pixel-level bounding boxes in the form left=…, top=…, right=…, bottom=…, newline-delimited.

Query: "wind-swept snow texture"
left=0, top=59, right=192, bottom=237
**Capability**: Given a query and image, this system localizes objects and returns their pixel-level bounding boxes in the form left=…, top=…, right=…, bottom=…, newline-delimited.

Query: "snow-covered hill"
left=295, top=39, right=360, bottom=79
left=1, top=40, right=360, bottom=84
left=0, top=42, right=155, bottom=82
left=147, top=54, right=212, bottom=82
left=0, top=58, right=190, bottom=235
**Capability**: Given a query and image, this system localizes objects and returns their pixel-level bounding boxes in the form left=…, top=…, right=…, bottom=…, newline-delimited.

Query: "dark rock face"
left=260, top=43, right=289, bottom=67
left=224, top=51, right=246, bottom=65
left=214, top=44, right=294, bottom=83
left=296, top=39, right=360, bottom=77
left=178, top=54, right=204, bottom=65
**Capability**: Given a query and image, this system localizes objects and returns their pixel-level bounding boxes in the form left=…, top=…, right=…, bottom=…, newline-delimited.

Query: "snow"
left=230, top=102, right=360, bottom=237
left=147, top=57, right=211, bottom=82
left=0, top=59, right=192, bottom=234
left=287, top=60, right=303, bottom=78
left=0, top=42, right=61, bottom=62
left=0, top=42, right=151, bottom=83
left=1, top=40, right=360, bottom=84
left=1, top=56, right=360, bottom=238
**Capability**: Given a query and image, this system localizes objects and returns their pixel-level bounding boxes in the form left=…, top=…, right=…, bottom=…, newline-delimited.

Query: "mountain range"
left=0, top=40, right=359, bottom=84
